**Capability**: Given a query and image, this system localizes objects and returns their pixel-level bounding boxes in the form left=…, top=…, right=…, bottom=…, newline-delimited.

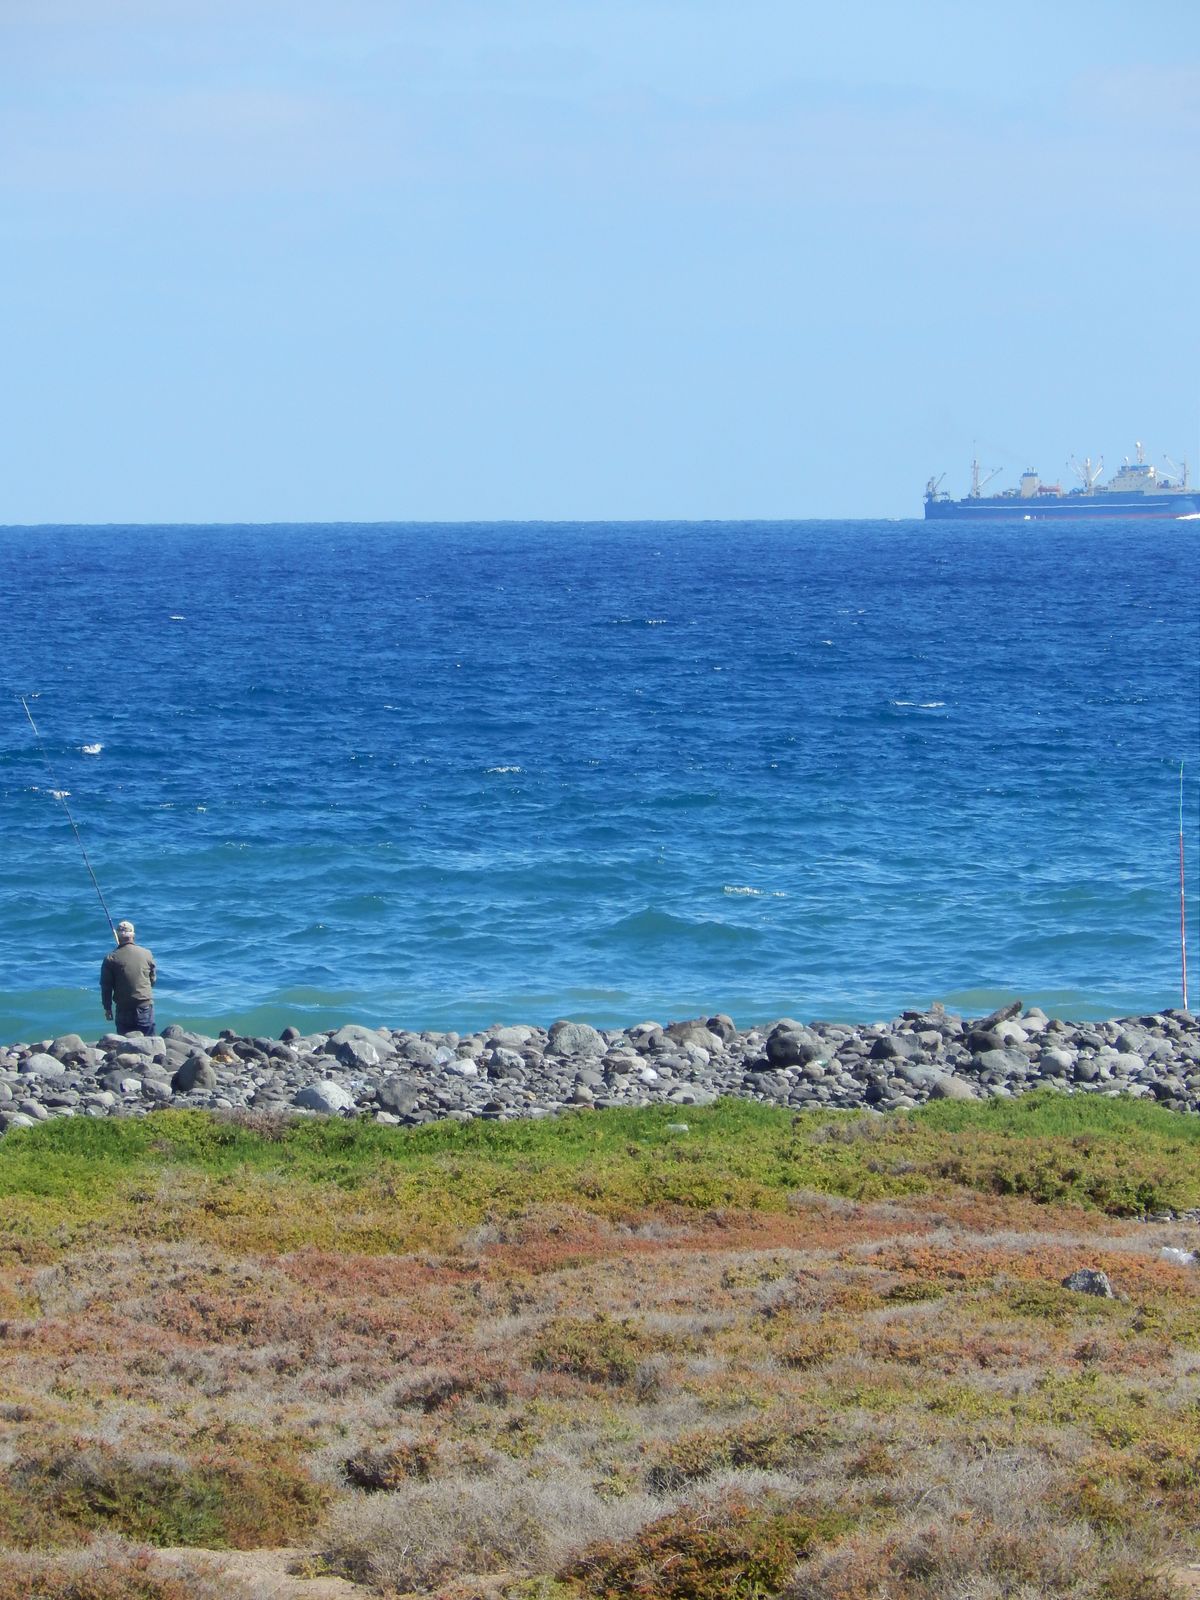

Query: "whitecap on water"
left=724, top=885, right=786, bottom=898
left=80, top=743, right=103, bottom=755
left=486, top=765, right=523, bottom=774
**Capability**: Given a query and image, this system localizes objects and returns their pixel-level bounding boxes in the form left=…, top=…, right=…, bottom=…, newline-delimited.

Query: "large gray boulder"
left=547, top=1020, right=606, bottom=1057
left=666, top=1019, right=722, bottom=1052
left=488, top=1025, right=534, bottom=1050
left=927, top=1072, right=976, bottom=1101
left=669, top=1085, right=719, bottom=1106
left=1062, top=1268, right=1114, bottom=1298
left=20, top=1053, right=67, bottom=1078
left=327, top=1026, right=390, bottom=1069
left=966, top=1029, right=1004, bottom=1054
left=869, top=1031, right=923, bottom=1062
left=49, top=1034, right=88, bottom=1062
left=334, top=1036, right=381, bottom=1069
left=171, top=1053, right=217, bottom=1094
left=376, top=1076, right=421, bottom=1115
left=398, top=1038, right=441, bottom=1069
left=485, top=1047, right=526, bottom=1078
left=1040, top=1046, right=1075, bottom=1076
left=101, top=1033, right=164, bottom=1059
left=626, top=1022, right=664, bottom=1052
left=765, top=1022, right=822, bottom=1066
left=974, top=1048, right=1029, bottom=1078
left=1108, top=1052, right=1146, bottom=1077
left=994, top=1019, right=1029, bottom=1045
left=293, top=1080, right=356, bottom=1114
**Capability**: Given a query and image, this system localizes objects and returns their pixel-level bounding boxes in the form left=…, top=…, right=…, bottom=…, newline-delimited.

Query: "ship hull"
left=925, top=492, right=1200, bottom=520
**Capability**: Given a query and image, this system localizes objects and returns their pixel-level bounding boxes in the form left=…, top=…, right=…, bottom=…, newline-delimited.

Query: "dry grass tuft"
left=793, top=1514, right=1180, bottom=1600
left=0, top=1539, right=225, bottom=1600
left=320, top=1468, right=660, bottom=1593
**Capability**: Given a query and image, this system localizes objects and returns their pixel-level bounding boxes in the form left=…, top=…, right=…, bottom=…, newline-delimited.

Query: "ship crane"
left=968, top=457, right=1001, bottom=497
left=925, top=472, right=946, bottom=501
left=1163, top=454, right=1189, bottom=489
left=1070, top=454, right=1103, bottom=491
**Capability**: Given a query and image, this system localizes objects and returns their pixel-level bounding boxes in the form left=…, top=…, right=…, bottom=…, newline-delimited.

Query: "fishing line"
left=20, top=695, right=118, bottom=943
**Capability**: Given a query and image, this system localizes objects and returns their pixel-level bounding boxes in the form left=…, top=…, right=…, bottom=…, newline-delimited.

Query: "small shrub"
left=644, top=1419, right=833, bottom=1494
left=777, top=1322, right=852, bottom=1370
left=531, top=1315, right=642, bottom=1385
left=845, top=1442, right=898, bottom=1479
left=1004, top=1281, right=1120, bottom=1325
left=884, top=1280, right=945, bottom=1304
left=0, top=1442, right=326, bottom=1550
left=566, top=1491, right=848, bottom=1600
left=345, top=1435, right=441, bottom=1489
left=500, top=1582, right=580, bottom=1600
left=0, top=1546, right=212, bottom=1600
left=392, top=1360, right=510, bottom=1411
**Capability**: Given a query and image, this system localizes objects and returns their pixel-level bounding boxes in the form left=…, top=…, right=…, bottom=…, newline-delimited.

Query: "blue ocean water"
left=0, top=520, right=1196, bottom=1042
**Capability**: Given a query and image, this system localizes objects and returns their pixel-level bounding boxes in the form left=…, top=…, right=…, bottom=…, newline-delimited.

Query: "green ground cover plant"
left=0, top=1092, right=1197, bottom=1597
left=1, top=1092, right=1198, bottom=1263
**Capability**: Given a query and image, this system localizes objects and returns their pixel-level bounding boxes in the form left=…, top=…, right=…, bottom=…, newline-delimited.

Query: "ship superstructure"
left=924, top=442, right=1200, bottom=519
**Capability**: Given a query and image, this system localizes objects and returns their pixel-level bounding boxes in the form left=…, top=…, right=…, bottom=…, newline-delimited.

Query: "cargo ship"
left=924, top=443, right=1200, bottom=519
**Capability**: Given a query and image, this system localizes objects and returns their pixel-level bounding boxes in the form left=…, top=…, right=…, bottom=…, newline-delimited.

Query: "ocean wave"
left=723, top=885, right=787, bottom=898
left=605, top=906, right=753, bottom=947
left=485, top=765, right=524, bottom=774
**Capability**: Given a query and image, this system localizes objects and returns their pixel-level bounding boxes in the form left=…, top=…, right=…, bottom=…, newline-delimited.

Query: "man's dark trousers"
left=116, top=1002, right=156, bottom=1036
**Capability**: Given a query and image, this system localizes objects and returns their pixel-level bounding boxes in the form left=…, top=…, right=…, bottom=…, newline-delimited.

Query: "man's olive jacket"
left=100, top=943, right=157, bottom=1009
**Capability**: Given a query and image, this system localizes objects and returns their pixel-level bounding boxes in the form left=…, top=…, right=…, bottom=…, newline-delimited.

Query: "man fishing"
left=101, top=920, right=157, bottom=1035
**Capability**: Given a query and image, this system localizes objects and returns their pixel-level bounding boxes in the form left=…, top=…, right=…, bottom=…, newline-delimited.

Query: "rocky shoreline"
left=2, top=1002, right=1198, bottom=1137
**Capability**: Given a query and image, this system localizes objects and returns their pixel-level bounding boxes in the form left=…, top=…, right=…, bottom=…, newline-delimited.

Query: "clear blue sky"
left=3, top=0, right=1198, bottom=520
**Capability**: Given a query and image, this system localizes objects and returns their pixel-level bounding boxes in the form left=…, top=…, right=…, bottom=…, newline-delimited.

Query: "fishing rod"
left=20, top=695, right=118, bottom=944
left=1181, top=762, right=1189, bottom=1013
